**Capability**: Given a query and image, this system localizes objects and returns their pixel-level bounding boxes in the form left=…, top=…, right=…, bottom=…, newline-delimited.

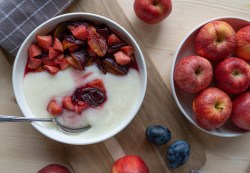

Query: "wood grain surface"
left=0, top=0, right=250, bottom=172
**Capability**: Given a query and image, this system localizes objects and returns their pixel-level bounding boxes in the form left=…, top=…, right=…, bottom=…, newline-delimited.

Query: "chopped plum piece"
left=65, top=35, right=86, bottom=45
left=47, top=100, right=62, bottom=116
left=102, top=57, right=128, bottom=75
left=28, top=43, right=42, bottom=58
left=54, top=21, right=71, bottom=40
left=27, top=58, right=42, bottom=69
left=114, top=51, right=131, bottom=66
left=44, top=65, right=60, bottom=75
left=62, top=39, right=77, bottom=51
left=42, top=57, right=58, bottom=66
left=62, top=96, right=75, bottom=111
left=52, top=38, right=63, bottom=52
left=36, top=35, right=53, bottom=51
left=71, top=50, right=89, bottom=70
left=87, top=26, right=107, bottom=57
left=96, top=25, right=109, bottom=40
left=87, top=79, right=105, bottom=91
left=68, top=25, right=87, bottom=40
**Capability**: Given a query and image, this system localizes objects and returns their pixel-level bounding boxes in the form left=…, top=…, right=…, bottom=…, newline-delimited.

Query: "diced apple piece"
left=108, top=33, right=122, bottom=46
left=114, top=51, right=131, bottom=66
left=47, top=100, right=62, bottom=116
left=120, top=46, right=135, bottom=56
left=28, top=43, right=42, bottom=58
left=43, top=65, right=60, bottom=75
left=36, top=35, right=52, bottom=51
left=68, top=25, right=87, bottom=40
left=62, top=96, right=75, bottom=111
left=52, top=38, right=63, bottom=52
left=87, top=79, right=105, bottom=91
left=53, top=54, right=64, bottom=65
left=27, top=58, right=42, bottom=69
left=60, top=58, right=70, bottom=70
left=49, top=47, right=61, bottom=59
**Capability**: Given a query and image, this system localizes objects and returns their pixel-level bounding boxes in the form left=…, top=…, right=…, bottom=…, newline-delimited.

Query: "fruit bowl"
left=170, top=16, right=250, bottom=137
left=13, top=13, right=147, bottom=145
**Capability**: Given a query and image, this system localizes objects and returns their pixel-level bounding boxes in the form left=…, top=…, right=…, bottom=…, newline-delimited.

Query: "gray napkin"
left=0, top=0, right=73, bottom=56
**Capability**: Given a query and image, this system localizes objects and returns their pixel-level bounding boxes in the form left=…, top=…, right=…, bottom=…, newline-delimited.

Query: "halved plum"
left=101, top=57, right=128, bottom=75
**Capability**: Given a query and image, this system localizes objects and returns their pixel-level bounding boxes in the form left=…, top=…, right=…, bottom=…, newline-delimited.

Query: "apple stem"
left=215, top=103, right=224, bottom=111
left=153, top=0, right=159, bottom=5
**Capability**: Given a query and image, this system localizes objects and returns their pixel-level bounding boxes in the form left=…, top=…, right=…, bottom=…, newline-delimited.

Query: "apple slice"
left=43, top=65, right=60, bottom=75
left=108, top=33, right=122, bottom=46
left=68, top=25, right=87, bottom=40
left=49, top=47, right=61, bottom=59
left=47, top=100, right=62, bottom=116
left=114, top=51, right=131, bottom=66
left=52, top=38, right=63, bottom=52
left=120, top=46, right=135, bottom=56
left=36, top=35, right=53, bottom=51
left=27, top=58, right=42, bottom=69
left=28, top=43, right=42, bottom=58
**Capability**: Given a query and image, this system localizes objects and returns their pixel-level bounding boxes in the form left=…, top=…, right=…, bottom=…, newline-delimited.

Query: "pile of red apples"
left=174, top=21, right=250, bottom=131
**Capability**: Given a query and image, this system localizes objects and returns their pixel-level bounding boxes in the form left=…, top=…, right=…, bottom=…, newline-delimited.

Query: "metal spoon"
left=0, top=115, right=91, bottom=133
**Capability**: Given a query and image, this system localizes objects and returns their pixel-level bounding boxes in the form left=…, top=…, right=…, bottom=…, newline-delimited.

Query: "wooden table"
left=117, top=0, right=250, bottom=172
left=0, top=0, right=249, bottom=172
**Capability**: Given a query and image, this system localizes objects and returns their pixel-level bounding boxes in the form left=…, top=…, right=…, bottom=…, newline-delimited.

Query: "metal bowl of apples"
left=170, top=16, right=250, bottom=137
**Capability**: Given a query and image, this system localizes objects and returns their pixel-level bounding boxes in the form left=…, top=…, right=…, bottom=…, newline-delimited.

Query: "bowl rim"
left=13, top=12, right=147, bottom=144
left=170, top=16, right=250, bottom=137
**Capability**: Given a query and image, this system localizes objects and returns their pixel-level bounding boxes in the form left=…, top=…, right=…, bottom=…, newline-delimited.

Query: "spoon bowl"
left=0, top=115, right=91, bottom=133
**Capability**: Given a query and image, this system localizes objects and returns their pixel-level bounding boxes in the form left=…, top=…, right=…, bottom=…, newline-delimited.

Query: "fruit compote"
left=23, top=20, right=142, bottom=136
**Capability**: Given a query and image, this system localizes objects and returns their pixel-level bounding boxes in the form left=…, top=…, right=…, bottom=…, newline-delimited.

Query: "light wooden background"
left=116, top=0, right=250, bottom=172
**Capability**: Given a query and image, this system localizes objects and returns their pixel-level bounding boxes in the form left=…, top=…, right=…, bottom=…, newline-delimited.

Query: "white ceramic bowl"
left=171, top=17, right=250, bottom=137
left=13, top=13, right=147, bottom=144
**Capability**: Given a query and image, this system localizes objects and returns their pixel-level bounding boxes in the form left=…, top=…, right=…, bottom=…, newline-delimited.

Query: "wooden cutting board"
left=0, top=0, right=206, bottom=172
left=62, top=0, right=206, bottom=172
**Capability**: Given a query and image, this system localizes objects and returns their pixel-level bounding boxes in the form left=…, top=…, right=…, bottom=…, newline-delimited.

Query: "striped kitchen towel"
left=0, top=0, right=73, bottom=56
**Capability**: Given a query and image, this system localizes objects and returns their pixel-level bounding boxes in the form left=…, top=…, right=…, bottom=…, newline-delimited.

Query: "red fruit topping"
left=114, top=51, right=131, bottom=66
left=53, top=54, right=64, bottom=65
left=62, top=39, right=77, bottom=50
left=36, top=35, right=53, bottom=51
left=68, top=25, right=87, bottom=40
left=37, top=163, right=71, bottom=173
left=47, top=100, right=62, bottom=116
left=42, top=57, right=58, bottom=66
left=27, top=58, right=42, bottom=70
left=87, top=26, right=107, bottom=57
left=60, top=58, right=70, bottom=70
left=44, top=65, right=60, bottom=75
left=75, top=101, right=88, bottom=113
left=65, top=56, right=81, bottom=70
left=68, top=45, right=79, bottom=52
left=62, top=96, right=75, bottom=111
left=52, top=38, right=63, bottom=52
left=28, top=43, right=42, bottom=58
left=108, top=33, right=122, bottom=46
left=120, top=46, right=135, bottom=56
left=87, top=79, right=105, bottom=91
left=49, top=47, right=61, bottom=59
left=87, top=47, right=97, bottom=57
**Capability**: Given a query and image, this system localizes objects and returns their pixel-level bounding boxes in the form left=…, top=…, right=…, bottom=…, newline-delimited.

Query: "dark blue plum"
left=167, top=140, right=190, bottom=168
left=145, top=125, right=171, bottom=145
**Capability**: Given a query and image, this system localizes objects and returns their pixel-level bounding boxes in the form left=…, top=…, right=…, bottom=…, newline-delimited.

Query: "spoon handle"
left=0, top=115, right=53, bottom=122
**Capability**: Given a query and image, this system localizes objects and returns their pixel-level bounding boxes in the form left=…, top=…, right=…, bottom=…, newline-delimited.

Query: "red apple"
left=195, top=21, right=236, bottom=61
left=174, top=55, right=213, bottom=93
left=231, top=92, right=250, bottom=130
left=111, top=155, right=149, bottom=173
left=37, top=164, right=71, bottom=173
left=133, top=0, right=172, bottom=24
left=214, top=57, right=250, bottom=94
left=192, top=87, right=232, bottom=130
left=235, top=26, right=250, bottom=62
